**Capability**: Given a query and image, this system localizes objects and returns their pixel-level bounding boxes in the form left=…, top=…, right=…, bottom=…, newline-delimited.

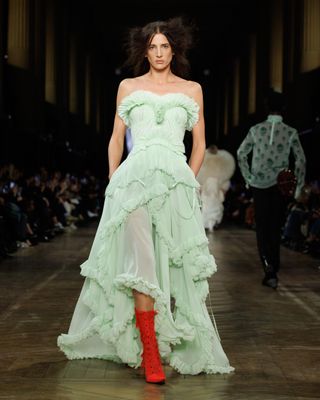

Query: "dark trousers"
left=252, top=185, right=286, bottom=274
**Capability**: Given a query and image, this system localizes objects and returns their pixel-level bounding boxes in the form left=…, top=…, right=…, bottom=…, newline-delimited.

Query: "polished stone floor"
left=0, top=223, right=319, bottom=400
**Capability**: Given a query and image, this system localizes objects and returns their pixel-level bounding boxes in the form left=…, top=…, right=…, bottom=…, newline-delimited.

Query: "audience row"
left=0, top=163, right=105, bottom=259
left=2, top=162, right=320, bottom=261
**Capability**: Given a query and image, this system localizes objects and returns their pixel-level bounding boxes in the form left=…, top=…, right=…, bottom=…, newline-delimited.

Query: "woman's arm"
left=107, top=81, right=131, bottom=180
left=188, top=83, right=206, bottom=177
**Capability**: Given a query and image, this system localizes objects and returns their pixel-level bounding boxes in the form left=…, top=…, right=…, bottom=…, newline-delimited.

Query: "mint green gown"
left=57, top=90, right=234, bottom=375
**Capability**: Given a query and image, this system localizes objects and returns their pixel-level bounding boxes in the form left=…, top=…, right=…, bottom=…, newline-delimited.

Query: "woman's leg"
left=133, top=290, right=154, bottom=311
left=125, top=208, right=165, bottom=383
left=134, top=290, right=165, bottom=384
left=135, top=307, right=165, bottom=384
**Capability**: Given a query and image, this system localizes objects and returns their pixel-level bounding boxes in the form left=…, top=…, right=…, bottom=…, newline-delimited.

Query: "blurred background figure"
left=237, top=89, right=306, bottom=289
left=196, top=145, right=236, bottom=232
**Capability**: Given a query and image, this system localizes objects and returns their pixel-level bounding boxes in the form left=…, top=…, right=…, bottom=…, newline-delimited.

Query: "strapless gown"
left=57, top=90, right=234, bottom=375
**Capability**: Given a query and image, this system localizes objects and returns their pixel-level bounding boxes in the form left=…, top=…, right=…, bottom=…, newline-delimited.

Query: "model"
left=58, top=16, right=234, bottom=384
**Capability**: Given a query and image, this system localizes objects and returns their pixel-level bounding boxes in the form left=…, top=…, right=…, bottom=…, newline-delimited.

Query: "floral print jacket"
left=237, top=115, right=306, bottom=197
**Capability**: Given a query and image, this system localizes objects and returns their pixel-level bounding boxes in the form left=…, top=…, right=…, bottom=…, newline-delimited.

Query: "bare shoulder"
left=116, top=78, right=140, bottom=104
left=183, top=80, right=203, bottom=105
left=117, top=78, right=134, bottom=96
left=187, top=80, right=202, bottom=96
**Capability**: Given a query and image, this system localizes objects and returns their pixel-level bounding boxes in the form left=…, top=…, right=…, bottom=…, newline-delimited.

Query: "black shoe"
left=262, top=276, right=278, bottom=289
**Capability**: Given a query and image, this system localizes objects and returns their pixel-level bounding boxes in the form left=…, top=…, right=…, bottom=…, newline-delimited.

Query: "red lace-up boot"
left=135, top=308, right=166, bottom=384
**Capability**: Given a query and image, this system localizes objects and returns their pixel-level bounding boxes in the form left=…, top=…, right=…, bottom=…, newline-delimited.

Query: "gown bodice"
left=118, top=90, right=200, bottom=154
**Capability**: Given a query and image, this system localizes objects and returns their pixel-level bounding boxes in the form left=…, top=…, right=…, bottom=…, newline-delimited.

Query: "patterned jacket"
left=237, top=115, right=306, bottom=197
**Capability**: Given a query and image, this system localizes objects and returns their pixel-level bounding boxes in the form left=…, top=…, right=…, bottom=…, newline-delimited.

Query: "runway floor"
left=0, top=222, right=319, bottom=400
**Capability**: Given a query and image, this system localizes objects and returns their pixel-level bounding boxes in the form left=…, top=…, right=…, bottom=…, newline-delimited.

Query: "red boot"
left=135, top=308, right=166, bottom=384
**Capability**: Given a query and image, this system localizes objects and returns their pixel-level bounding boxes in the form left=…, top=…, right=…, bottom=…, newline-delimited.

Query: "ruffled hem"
left=57, top=270, right=235, bottom=374
left=171, top=234, right=208, bottom=265
left=170, top=355, right=235, bottom=375
left=114, top=274, right=195, bottom=346
left=58, top=316, right=101, bottom=348
left=57, top=273, right=196, bottom=366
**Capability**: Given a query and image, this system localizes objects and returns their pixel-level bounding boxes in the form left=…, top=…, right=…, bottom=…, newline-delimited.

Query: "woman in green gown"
left=58, top=16, right=234, bottom=384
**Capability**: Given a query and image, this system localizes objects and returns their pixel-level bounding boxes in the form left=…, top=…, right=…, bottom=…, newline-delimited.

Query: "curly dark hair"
left=123, top=16, right=196, bottom=78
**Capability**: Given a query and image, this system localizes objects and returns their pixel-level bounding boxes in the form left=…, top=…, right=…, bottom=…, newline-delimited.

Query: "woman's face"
left=146, top=33, right=174, bottom=70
